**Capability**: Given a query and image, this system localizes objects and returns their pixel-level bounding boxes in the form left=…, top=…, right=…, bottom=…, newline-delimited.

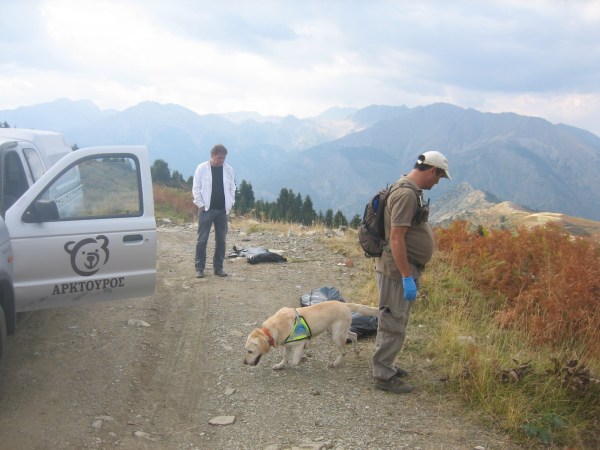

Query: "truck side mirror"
left=23, top=199, right=60, bottom=223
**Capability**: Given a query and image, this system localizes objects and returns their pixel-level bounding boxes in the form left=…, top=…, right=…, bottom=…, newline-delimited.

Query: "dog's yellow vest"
left=284, top=311, right=311, bottom=343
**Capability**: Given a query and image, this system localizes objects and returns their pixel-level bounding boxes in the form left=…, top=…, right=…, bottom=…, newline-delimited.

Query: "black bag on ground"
left=350, top=312, right=378, bottom=338
left=228, top=245, right=287, bottom=264
left=247, top=251, right=287, bottom=264
left=300, top=286, right=379, bottom=339
left=228, top=245, right=269, bottom=258
left=300, top=286, right=345, bottom=307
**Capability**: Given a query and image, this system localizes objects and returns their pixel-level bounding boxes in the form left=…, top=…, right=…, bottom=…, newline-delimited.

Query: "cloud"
left=1, top=0, right=600, bottom=136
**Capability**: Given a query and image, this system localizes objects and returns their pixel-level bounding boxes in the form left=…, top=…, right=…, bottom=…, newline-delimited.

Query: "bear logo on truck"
left=64, top=235, right=110, bottom=276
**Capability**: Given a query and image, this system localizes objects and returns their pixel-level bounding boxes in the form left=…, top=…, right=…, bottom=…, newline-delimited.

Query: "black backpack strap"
left=384, top=181, right=418, bottom=214
left=384, top=180, right=425, bottom=231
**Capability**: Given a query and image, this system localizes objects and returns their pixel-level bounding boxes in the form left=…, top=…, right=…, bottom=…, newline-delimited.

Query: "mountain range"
left=2, top=98, right=600, bottom=222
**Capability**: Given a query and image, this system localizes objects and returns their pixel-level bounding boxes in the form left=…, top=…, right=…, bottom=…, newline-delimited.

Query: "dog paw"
left=272, top=363, right=285, bottom=370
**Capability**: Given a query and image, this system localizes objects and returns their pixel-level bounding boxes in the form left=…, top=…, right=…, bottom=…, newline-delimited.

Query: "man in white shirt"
left=192, top=144, right=236, bottom=278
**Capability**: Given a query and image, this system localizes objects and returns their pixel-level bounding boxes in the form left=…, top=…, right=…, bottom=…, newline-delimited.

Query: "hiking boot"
left=374, top=377, right=415, bottom=394
left=214, top=269, right=229, bottom=277
left=393, top=366, right=409, bottom=378
left=195, top=270, right=205, bottom=278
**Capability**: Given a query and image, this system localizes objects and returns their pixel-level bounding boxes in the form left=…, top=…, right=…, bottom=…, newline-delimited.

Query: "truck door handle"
left=123, top=234, right=144, bottom=243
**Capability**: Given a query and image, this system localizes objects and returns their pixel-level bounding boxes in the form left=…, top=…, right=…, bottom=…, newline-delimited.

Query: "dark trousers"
left=195, top=209, right=228, bottom=272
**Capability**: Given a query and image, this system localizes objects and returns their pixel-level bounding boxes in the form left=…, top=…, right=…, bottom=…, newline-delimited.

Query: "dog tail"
left=344, top=302, right=379, bottom=317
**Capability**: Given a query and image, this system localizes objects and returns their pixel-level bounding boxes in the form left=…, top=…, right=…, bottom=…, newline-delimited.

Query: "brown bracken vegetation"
left=435, top=220, right=600, bottom=359
left=432, top=220, right=599, bottom=448
left=153, top=185, right=197, bottom=223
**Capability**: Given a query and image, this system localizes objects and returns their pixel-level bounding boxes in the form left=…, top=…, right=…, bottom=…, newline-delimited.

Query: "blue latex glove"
left=402, top=276, right=417, bottom=301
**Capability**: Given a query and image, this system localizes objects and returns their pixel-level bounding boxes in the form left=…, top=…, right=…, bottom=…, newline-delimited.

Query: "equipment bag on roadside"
left=300, top=286, right=345, bottom=307
left=350, top=312, right=378, bottom=338
left=300, top=287, right=378, bottom=339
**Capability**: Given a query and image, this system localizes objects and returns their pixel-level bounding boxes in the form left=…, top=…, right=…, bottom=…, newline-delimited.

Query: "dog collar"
left=261, top=327, right=276, bottom=347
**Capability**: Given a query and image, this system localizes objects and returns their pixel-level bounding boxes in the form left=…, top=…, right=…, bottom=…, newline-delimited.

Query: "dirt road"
left=0, top=222, right=520, bottom=449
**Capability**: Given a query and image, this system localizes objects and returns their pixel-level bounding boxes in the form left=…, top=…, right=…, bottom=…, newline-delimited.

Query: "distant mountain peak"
left=312, top=106, right=359, bottom=121
left=430, top=182, right=501, bottom=225
left=3, top=98, right=600, bottom=222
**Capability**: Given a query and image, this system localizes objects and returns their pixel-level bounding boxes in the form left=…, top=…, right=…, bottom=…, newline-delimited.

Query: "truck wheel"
left=0, top=303, right=6, bottom=376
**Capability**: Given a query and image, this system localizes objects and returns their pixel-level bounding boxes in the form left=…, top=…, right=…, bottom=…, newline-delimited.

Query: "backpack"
left=358, top=181, right=426, bottom=257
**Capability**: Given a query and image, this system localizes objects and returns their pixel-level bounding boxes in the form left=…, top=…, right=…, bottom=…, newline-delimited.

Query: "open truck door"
left=5, top=146, right=156, bottom=312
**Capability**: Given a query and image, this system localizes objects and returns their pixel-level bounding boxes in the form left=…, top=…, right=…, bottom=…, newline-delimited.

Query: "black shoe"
left=374, top=377, right=414, bottom=394
left=393, top=366, right=409, bottom=378
left=195, top=270, right=205, bottom=278
left=214, top=269, right=229, bottom=277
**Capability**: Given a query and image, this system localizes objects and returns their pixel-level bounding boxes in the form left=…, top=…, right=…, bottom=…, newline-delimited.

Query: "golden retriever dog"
left=243, top=300, right=378, bottom=370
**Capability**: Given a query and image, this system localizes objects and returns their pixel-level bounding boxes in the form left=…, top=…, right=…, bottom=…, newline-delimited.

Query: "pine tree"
left=324, top=209, right=334, bottom=228
left=275, top=188, right=294, bottom=221
left=235, top=180, right=255, bottom=215
left=151, top=159, right=171, bottom=185
left=254, top=199, right=267, bottom=220
left=333, top=210, right=348, bottom=227
left=301, top=195, right=317, bottom=225
left=291, top=193, right=303, bottom=222
left=171, top=170, right=186, bottom=188
left=349, top=213, right=361, bottom=229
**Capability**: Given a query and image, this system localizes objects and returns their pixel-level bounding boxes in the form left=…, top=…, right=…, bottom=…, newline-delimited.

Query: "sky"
left=2, top=0, right=600, bottom=136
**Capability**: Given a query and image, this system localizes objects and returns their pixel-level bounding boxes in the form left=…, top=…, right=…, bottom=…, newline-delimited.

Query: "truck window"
left=3, top=150, right=29, bottom=212
left=22, top=147, right=45, bottom=182
left=39, top=154, right=143, bottom=220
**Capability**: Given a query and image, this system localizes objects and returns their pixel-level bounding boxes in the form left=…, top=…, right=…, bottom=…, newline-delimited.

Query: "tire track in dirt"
left=118, top=227, right=214, bottom=447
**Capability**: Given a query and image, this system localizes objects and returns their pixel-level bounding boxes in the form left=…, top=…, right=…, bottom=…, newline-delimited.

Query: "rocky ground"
left=0, top=221, right=522, bottom=449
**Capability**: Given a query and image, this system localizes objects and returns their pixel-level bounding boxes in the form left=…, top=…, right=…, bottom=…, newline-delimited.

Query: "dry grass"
left=422, top=222, right=600, bottom=448
left=153, top=185, right=197, bottom=223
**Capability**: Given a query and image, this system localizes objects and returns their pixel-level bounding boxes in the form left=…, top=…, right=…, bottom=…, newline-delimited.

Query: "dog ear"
left=257, top=337, right=271, bottom=354
left=250, top=329, right=272, bottom=354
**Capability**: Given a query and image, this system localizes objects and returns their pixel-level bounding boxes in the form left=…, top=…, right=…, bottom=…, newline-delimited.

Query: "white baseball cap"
left=417, top=151, right=451, bottom=180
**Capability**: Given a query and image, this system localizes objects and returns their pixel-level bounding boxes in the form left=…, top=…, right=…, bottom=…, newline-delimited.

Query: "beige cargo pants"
left=372, top=272, right=418, bottom=381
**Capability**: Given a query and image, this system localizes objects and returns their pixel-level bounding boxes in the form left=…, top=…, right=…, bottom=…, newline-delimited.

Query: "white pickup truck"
left=0, top=129, right=156, bottom=371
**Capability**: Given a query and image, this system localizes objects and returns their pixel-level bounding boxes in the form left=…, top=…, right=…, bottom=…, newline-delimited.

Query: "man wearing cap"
left=373, top=150, right=451, bottom=394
